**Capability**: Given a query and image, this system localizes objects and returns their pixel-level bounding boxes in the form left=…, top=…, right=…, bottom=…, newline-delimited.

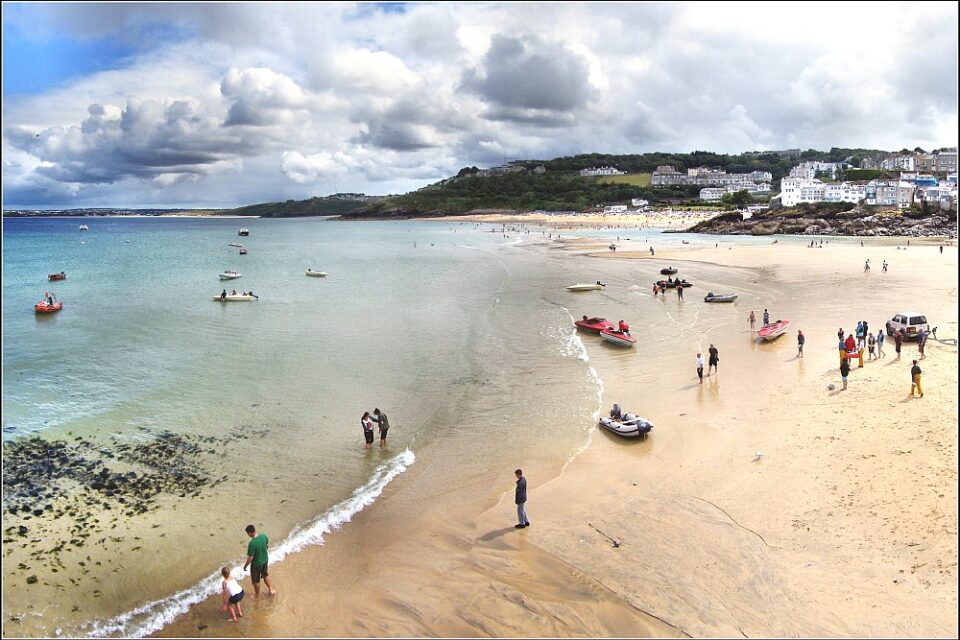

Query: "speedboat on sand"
left=758, top=320, right=790, bottom=341
left=599, top=412, right=653, bottom=438
left=566, top=282, right=605, bottom=292
left=306, top=269, right=327, bottom=277
left=704, top=292, right=737, bottom=303
left=219, top=271, right=242, bottom=280
left=599, top=328, right=636, bottom=347
left=575, top=317, right=615, bottom=333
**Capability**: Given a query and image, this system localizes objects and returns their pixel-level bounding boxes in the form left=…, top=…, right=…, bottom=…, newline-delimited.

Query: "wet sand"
left=158, top=239, right=957, bottom=638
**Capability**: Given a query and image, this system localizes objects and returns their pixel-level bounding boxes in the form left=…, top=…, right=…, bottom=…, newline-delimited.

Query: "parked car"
left=885, top=312, right=930, bottom=340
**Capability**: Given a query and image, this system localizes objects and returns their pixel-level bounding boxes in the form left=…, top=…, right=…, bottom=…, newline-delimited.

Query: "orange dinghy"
left=35, top=300, right=63, bottom=313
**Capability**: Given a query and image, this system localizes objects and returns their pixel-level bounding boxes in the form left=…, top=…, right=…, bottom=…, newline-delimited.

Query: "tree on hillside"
left=721, top=189, right=754, bottom=208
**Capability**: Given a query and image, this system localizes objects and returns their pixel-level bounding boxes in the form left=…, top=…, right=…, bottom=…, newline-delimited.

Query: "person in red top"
left=618, top=320, right=630, bottom=335
left=844, top=334, right=856, bottom=353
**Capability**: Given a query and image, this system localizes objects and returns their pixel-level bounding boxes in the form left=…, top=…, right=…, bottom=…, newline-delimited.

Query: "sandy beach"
left=157, top=236, right=957, bottom=638
left=421, top=210, right=719, bottom=232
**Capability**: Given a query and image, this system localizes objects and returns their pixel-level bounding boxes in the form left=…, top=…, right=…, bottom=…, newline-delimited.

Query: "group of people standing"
left=360, top=408, right=390, bottom=449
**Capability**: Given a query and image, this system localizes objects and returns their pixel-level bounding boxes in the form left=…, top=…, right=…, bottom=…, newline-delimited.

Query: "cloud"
left=2, top=2, right=957, bottom=207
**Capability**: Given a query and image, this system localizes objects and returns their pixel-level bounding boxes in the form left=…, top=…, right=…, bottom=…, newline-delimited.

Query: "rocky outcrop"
left=686, top=206, right=956, bottom=238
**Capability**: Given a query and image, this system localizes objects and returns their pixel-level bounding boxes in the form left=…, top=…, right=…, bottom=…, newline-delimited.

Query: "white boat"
left=219, top=271, right=242, bottom=280
left=704, top=292, right=737, bottom=303
left=228, top=242, right=244, bottom=248
left=599, top=413, right=653, bottom=439
left=305, top=270, right=327, bottom=277
left=238, top=228, right=250, bottom=236
left=212, top=294, right=256, bottom=302
left=599, top=328, right=636, bottom=347
left=79, top=224, right=89, bottom=231
left=566, top=282, right=605, bottom=292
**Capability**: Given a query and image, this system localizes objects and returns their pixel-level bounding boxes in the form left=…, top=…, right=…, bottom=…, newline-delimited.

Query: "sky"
left=2, top=2, right=958, bottom=208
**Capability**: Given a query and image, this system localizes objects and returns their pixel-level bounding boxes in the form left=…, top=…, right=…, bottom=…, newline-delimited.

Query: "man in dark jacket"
left=514, top=469, right=529, bottom=529
left=373, top=408, right=390, bottom=447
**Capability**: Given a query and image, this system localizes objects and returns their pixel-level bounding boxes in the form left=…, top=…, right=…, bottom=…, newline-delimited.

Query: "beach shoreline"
left=153, top=237, right=958, bottom=638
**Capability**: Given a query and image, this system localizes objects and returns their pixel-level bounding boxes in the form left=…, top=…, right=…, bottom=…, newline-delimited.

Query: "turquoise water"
left=2, top=216, right=605, bottom=636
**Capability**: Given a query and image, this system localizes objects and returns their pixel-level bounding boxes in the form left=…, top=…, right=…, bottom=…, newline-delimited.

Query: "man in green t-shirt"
left=243, top=524, right=276, bottom=596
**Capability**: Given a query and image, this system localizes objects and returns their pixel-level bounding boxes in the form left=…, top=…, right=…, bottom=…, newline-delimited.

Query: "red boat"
left=35, top=301, right=63, bottom=313
left=48, top=272, right=66, bottom=281
left=575, top=317, right=615, bottom=333
left=758, top=319, right=790, bottom=341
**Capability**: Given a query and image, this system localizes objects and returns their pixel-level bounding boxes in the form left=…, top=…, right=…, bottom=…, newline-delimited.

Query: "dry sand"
left=422, top=210, right=718, bottom=231
left=158, top=239, right=957, bottom=638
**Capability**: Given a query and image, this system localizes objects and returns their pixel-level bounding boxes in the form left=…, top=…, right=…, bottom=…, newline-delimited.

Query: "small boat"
left=574, top=317, right=614, bottom=333
left=212, top=294, right=256, bottom=302
left=599, top=328, right=636, bottom=347
left=657, top=279, right=692, bottom=289
left=35, top=300, right=63, bottom=313
left=239, top=248, right=248, bottom=255
left=219, top=271, right=242, bottom=280
left=78, top=224, right=89, bottom=231
left=48, top=272, right=67, bottom=281
left=238, top=228, right=250, bottom=236
left=704, top=292, right=737, bottom=303
left=306, top=269, right=327, bottom=277
left=566, top=282, right=605, bottom=292
left=660, top=267, right=678, bottom=275
left=758, top=319, right=790, bottom=341
left=599, top=414, right=653, bottom=439
left=681, top=240, right=689, bottom=244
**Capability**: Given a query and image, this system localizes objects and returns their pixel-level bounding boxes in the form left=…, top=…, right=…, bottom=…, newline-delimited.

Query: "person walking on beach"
left=243, top=525, right=276, bottom=597
left=864, top=258, right=870, bottom=272
left=762, top=309, right=770, bottom=326
left=895, top=330, right=903, bottom=359
left=220, top=566, right=244, bottom=622
left=514, top=469, right=530, bottom=528
left=868, top=332, right=876, bottom=360
left=940, top=245, right=943, bottom=254
left=882, top=260, right=888, bottom=272
left=696, top=352, right=705, bottom=384
left=837, top=327, right=844, bottom=342
left=360, top=412, right=375, bottom=449
left=840, top=356, right=850, bottom=390
left=876, top=330, right=886, bottom=358
left=749, top=311, right=756, bottom=330
left=918, top=330, right=927, bottom=360
left=707, top=344, right=719, bottom=375
left=910, top=360, right=923, bottom=397
left=797, top=330, right=805, bottom=358
left=855, top=322, right=864, bottom=348
left=373, top=408, right=390, bottom=447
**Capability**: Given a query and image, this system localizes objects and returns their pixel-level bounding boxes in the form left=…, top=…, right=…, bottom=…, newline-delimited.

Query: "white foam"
left=84, top=449, right=415, bottom=638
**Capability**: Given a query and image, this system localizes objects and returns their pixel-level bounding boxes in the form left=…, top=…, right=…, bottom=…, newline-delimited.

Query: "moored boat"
left=704, top=292, right=737, bottom=303
left=574, top=317, right=614, bottom=333
left=78, top=224, right=89, bottom=231
left=229, top=242, right=244, bottom=248
left=219, top=271, right=242, bottom=280
left=239, top=248, right=248, bottom=255
left=656, top=279, right=692, bottom=289
left=758, top=319, right=790, bottom=341
left=306, top=269, right=327, bottom=277
left=599, top=414, right=653, bottom=439
left=566, top=282, right=605, bottom=292
left=599, top=328, right=636, bottom=347
left=660, top=267, right=678, bottom=275
left=35, top=300, right=63, bottom=313
left=238, top=228, right=250, bottom=236
left=48, top=272, right=67, bottom=281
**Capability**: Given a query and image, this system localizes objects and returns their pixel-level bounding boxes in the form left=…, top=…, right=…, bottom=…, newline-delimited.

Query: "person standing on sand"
left=696, top=352, right=705, bottom=384
left=220, top=566, right=244, bottom=622
left=373, top=408, right=390, bottom=447
left=940, top=245, right=943, bottom=254
left=845, top=333, right=856, bottom=353
left=918, top=330, right=927, bottom=360
left=514, top=469, right=530, bottom=529
left=243, top=525, right=276, bottom=597
left=797, top=330, right=805, bottom=358
left=868, top=332, right=876, bottom=360
left=876, top=330, right=886, bottom=358
left=840, top=356, right=850, bottom=390
left=882, top=260, right=888, bottom=272
left=910, top=360, right=923, bottom=397
left=708, top=344, right=719, bottom=375
left=864, top=258, right=870, bottom=272
left=895, top=330, right=903, bottom=359
left=749, top=311, right=756, bottom=330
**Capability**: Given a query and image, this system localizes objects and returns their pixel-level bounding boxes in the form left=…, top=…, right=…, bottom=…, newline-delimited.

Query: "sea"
left=2, top=215, right=873, bottom=637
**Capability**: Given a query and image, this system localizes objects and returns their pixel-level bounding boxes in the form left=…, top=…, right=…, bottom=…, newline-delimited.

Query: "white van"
left=885, top=312, right=930, bottom=340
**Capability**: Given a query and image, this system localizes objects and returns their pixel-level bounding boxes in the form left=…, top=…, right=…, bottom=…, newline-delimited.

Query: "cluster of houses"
left=860, top=149, right=957, bottom=173
left=778, top=159, right=957, bottom=209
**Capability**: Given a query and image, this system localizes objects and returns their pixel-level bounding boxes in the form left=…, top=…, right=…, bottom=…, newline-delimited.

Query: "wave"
left=84, top=449, right=416, bottom=638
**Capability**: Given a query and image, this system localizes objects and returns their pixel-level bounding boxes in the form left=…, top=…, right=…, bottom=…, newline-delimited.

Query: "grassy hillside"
left=228, top=196, right=372, bottom=217
left=596, top=172, right=652, bottom=187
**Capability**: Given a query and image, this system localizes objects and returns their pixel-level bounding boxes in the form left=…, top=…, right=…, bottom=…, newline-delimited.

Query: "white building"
left=581, top=166, right=626, bottom=177
left=699, top=188, right=726, bottom=202
left=789, top=161, right=845, bottom=180
left=631, top=198, right=650, bottom=207
left=603, top=205, right=629, bottom=214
